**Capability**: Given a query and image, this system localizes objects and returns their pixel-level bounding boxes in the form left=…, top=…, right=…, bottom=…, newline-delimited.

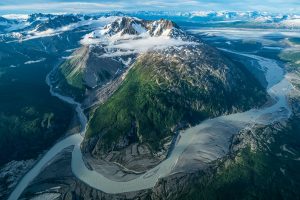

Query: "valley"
left=0, top=11, right=300, bottom=200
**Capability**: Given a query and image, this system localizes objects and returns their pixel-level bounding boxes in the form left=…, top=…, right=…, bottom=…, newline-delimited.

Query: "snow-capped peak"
left=80, top=17, right=196, bottom=58
left=99, top=17, right=179, bottom=38
left=80, top=17, right=191, bottom=47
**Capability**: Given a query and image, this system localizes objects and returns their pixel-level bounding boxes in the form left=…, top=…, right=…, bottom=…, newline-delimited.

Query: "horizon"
left=0, top=0, right=300, bottom=15
left=1, top=10, right=300, bottom=17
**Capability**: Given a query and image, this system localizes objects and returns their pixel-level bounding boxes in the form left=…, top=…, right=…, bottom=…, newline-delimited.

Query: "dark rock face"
left=103, top=17, right=187, bottom=39
left=54, top=45, right=127, bottom=101
left=106, top=17, right=142, bottom=35
left=83, top=47, right=123, bottom=89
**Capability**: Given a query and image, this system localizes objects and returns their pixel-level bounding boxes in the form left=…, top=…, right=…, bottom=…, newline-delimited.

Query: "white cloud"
left=280, top=18, right=300, bottom=27
left=106, top=36, right=195, bottom=52
left=101, top=50, right=137, bottom=58
left=84, top=34, right=196, bottom=57
left=189, top=27, right=300, bottom=45
left=0, top=1, right=300, bottom=16
left=0, top=0, right=298, bottom=14
left=2, top=14, right=29, bottom=20
left=0, top=2, right=124, bottom=13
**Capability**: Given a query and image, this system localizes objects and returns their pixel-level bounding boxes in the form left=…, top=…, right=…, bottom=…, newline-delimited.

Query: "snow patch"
left=254, top=16, right=272, bottom=23
left=190, top=11, right=212, bottom=17
left=132, top=23, right=147, bottom=34
left=24, top=58, right=46, bottom=65
left=62, top=55, right=75, bottom=59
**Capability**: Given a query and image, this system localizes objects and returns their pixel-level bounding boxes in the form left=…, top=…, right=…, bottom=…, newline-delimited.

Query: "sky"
left=0, top=0, right=300, bottom=15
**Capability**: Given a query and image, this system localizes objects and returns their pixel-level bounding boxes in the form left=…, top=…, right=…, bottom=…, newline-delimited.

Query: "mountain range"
left=1, top=11, right=300, bottom=40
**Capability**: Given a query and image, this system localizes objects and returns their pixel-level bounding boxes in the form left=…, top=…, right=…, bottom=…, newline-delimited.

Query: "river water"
left=8, top=49, right=293, bottom=199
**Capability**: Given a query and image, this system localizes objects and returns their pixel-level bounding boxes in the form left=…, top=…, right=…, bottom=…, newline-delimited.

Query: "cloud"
left=100, top=36, right=196, bottom=58
left=0, top=2, right=124, bottom=14
left=0, top=0, right=300, bottom=14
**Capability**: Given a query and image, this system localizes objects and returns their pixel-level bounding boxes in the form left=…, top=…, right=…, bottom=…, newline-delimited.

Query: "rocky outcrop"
left=54, top=45, right=128, bottom=100
left=103, top=17, right=186, bottom=38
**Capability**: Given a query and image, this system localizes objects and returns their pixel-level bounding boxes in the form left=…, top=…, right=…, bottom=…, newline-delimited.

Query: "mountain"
left=24, top=13, right=82, bottom=32
left=61, top=17, right=269, bottom=171
left=54, top=17, right=192, bottom=101
left=0, top=16, right=17, bottom=33
left=102, top=17, right=181, bottom=37
left=54, top=45, right=124, bottom=100
left=0, top=13, right=96, bottom=41
left=0, top=16, right=11, bottom=26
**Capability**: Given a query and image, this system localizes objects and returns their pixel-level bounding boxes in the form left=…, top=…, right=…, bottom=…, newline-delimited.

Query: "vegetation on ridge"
left=86, top=50, right=267, bottom=155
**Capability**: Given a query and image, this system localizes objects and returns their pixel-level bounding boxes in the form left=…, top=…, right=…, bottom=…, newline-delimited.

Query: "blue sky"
left=0, top=0, right=299, bottom=14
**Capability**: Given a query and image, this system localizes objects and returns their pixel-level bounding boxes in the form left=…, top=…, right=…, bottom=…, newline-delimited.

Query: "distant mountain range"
left=129, top=11, right=300, bottom=25
left=1, top=11, right=300, bottom=41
